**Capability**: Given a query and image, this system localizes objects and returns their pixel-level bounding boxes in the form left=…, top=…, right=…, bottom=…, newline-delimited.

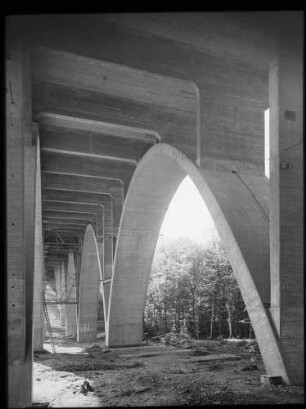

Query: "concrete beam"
left=43, top=221, right=88, bottom=229
left=42, top=191, right=113, bottom=280
left=37, top=112, right=160, bottom=143
left=44, top=210, right=97, bottom=223
left=42, top=189, right=112, bottom=237
left=44, top=216, right=94, bottom=226
left=32, top=47, right=195, bottom=113
left=42, top=172, right=123, bottom=233
left=40, top=125, right=149, bottom=164
left=42, top=200, right=104, bottom=236
left=44, top=227, right=85, bottom=236
left=41, top=150, right=134, bottom=195
left=33, top=81, right=195, bottom=152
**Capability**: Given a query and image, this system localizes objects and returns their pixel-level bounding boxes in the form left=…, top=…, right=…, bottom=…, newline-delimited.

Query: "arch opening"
left=145, top=176, right=252, bottom=341
left=108, top=143, right=290, bottom=384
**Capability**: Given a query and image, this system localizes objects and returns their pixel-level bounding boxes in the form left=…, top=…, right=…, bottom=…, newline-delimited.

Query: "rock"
left=241, top=364, right=258, bottom=371
left=83, top=344, right=101, bottom=353
left=80, top=384, right=87, bottom=395
left=79, top=380, right=94, bottom=395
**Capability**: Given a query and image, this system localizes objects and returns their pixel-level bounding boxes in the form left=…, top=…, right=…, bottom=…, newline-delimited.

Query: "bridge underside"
left=6, top=11, right=303, bottom=407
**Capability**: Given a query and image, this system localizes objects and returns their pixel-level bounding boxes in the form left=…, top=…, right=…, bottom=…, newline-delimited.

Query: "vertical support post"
left=60, top=261, right=67, bottom=327
left=6, top=27, right=36, bottom=407
left=33, top=130, right=45, bottom=351
left=65, top=251, right=77, bottom=336
left=269, top=20, right=303, bottom=385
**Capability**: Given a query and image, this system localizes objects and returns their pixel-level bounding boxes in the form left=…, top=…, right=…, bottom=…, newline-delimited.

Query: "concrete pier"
left=65, top=251, right=77, bottom=336
left=33, top=135, right=45, bottom=351
left=269, top=32, right=304, bottom=384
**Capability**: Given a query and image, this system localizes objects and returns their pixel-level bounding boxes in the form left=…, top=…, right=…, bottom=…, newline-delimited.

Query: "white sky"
left=159, top=176, right=219, bottom=245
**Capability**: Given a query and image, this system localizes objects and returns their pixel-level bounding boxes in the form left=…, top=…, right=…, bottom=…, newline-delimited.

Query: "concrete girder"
left=44, top=217, right=95, bottom=226
left=42, top=189, right=112, bottom=237
left=39, top=124, right=150, bottom=164
left=42, top=191, right=113, bottom=280
left=42, top=172, right=123, bottom=234
left=77, top=224, right=102, bottom=342
left=42, top=187, right=112, bottom=230
left=44, top=210, right=97, bottom=224
left=37, top=113, right=160, bottom=144
left=44, top=227, right=85, bottom=238
left=32, top=47, right=196, bottom=114
left=44, top=228, right=84, bottom=239
left=43, top=220, right=88, bottom=228
left=41, top=150, right=134, bottom=196
left=42, top=201, right=104, bottom=236
left=107, top=143, right=290, bottom=385
left=33, top=81, right=196, bottom=158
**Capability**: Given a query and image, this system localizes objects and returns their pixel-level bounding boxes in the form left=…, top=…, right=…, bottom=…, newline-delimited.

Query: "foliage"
left=144, top=237, right=254, bottom=339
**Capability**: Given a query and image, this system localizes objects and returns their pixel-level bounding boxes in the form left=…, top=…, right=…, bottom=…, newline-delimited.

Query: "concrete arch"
left=107, top=142, right=290, bottom=384
left=77, top=223, right=102, bottom=342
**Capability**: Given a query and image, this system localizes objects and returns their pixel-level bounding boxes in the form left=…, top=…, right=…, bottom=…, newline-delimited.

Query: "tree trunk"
left=225, top=302, right=233, bottom=338
left=210, top=302, right=214, bottom=340
left=195, top=293, right=199, bottom=339
left=164, top=305, right=167, bottom=333
left=192, top=290, right=195, bottom=338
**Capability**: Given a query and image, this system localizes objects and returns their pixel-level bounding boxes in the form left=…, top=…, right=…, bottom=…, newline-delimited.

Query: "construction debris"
left=80, top=380, right=94, bottom=395
left=83, top=344, right=102, bottom=353
left=241, top=364, right=259, bottom=371
left=161, top=332, right=194, bottom=348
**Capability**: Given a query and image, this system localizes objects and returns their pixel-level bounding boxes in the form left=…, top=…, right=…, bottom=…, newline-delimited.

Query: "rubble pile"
left=243, top=340, right=260, bottom=355
left=160, top=332, right=194, bottom=348
left=236, top=339, right=261, bottom=361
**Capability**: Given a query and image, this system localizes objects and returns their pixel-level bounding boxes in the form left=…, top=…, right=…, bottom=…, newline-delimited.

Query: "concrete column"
left=269, top=30, right=303, bottom=384
left=65, top=251, right=77, bottom=336
left=6, top=32, right=36, bottom=406
left=54, top=264, right=61, bottom=301
left=77, top=224, right=101, bottom=343
left=33, top=134, right=45, bottom=351
left=60, top=262, right=67, bottom=327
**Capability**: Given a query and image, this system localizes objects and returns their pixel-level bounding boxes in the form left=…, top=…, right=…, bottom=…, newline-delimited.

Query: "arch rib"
left=77, top=224, right=102, bottom=342
left=107, top=143, right=290, bottom=384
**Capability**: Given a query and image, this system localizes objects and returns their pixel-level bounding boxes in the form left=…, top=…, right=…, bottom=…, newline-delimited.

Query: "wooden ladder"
left=42, top=291, right=56, bottom=354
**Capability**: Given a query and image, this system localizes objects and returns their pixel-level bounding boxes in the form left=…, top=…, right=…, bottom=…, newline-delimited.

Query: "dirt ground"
left=33, top=334, right=304, bottom=407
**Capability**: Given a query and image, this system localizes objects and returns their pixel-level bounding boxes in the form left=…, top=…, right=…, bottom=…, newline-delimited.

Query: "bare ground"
left=33, top=335, right=304, bottom=407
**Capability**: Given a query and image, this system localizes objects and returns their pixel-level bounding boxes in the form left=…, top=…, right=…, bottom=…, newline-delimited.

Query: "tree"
left=144, top=236, right=250, bottom=340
